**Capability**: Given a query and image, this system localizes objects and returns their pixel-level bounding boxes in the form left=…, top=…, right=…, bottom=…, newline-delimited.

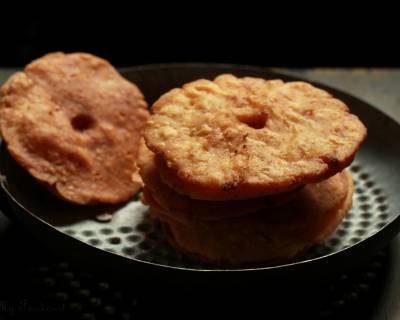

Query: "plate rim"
left=1, top=63, right=400, bottom=275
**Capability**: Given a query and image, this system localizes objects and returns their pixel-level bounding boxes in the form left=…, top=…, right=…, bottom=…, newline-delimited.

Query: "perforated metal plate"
left=306, top=161, right=391, bottom=258
left=49, top=160, right=394, bottom=270
left=1, top=65, right=400, bottom=279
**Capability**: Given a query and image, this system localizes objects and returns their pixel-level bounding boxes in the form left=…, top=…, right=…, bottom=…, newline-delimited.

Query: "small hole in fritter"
left=71, top=113, right=96, bottom=131
left=237, top=112, right=268, bottom=129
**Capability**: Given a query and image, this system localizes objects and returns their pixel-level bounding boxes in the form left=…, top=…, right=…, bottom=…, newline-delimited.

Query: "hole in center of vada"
left=237, top=112, right=267, bottom=129
left=71, top=114, right=96, bottom=131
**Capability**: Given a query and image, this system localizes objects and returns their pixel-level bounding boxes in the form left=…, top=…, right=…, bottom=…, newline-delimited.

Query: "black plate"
left=1, top=64, right=400, bottom=289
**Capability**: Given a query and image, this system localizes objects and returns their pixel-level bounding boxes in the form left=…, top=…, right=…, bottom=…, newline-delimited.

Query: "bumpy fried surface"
left=151, top=171, right=353, bottom=266
left=138, top=139, right=298, bottom=222
left=0, top=52, right=149, bottom=204
left=145, top=74, right=366, bottom=200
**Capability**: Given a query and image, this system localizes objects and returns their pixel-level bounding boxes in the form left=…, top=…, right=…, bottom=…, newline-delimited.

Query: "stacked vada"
left=140, top=74, right=367, bottom=266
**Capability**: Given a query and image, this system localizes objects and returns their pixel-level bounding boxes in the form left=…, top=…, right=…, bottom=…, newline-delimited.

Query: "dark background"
left=0, top=12, right=397, bottom=68
left=0, top=10, right=399, bottom=320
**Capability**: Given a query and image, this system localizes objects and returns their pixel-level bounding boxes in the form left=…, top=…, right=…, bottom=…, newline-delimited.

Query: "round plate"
left=1, top=64, right=400, bottom=288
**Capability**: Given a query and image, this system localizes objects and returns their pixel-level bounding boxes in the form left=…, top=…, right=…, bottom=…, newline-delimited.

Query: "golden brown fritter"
left=0, top=52, right=149, bottom=204
left=145, top=74, right=366, bottom=200
left=151, top=171, right=353, bottom=266
left=138, top=139, right=299, bottom=222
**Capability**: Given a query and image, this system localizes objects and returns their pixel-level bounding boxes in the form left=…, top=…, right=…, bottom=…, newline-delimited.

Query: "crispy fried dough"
left=0, top=52, right=149, bottom=204
left=145, top=74, right=366, bottom=200
left=150, top=171, right=353, bottom=266
left=138, top=139, right=299, bottom=222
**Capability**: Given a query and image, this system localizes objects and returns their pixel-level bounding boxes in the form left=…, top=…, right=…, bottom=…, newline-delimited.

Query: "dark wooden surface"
left=0, top=67, right=399, bottom=319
